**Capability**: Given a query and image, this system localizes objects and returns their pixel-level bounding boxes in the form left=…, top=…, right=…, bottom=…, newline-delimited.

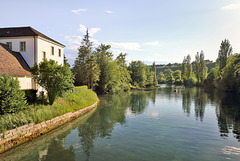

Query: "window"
left=20, top=42, right=26, bottom=52
left=51, top=46, right=54, bottom=55
left=58, top=49, right=61, bottom=57
left=43, top=51, right=46, bottom=60
left=6, top=42, right=12, bottom=50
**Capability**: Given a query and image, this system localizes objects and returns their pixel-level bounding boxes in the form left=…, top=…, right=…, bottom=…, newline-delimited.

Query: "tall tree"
left=116, top=53, right=131, bottom=91
left=194, top=52, right=201, bottom=83
left=151, top=62, right=158, bottom=86
left=72, top=29, right=99, bottom=89
left=182, top=54, right=192, bottom=83
left=218, top=39, right=232, bottom=71
left=199, top=50, right=208, bottom=82
left=95, top=44, right=120, bottom=93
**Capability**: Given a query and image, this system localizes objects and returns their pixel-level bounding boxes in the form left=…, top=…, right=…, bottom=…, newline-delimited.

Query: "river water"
left=0, top=86, right=240, bottom=161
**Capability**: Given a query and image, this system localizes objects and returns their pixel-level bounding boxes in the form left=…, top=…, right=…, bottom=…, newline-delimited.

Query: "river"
left=0, top=86, right=240, bottom=161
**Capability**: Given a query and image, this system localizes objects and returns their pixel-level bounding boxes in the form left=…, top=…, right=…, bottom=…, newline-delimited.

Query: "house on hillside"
left=0, top=26, right=65, bottom=90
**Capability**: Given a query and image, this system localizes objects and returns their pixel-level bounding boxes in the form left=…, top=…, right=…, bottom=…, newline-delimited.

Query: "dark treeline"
left=157, top=39, right=240, bottom=93
left=72, top=29, right=157, bottom=94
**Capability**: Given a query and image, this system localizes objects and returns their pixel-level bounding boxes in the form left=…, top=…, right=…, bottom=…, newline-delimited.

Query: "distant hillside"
left=155, top=62, right=216, bottom=74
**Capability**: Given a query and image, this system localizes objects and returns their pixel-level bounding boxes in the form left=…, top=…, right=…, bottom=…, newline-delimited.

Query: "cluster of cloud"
left=72, top=8, right=87, bottom=15
left=106, top=10, right=113, bottom=14
left=78, top=24, right=101, bottom=37
left=221, top=3, right=240, bottom=10
left=72, top=8, right=113, bottom=14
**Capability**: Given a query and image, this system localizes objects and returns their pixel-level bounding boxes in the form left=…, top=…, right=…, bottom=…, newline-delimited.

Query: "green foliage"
left=128, top=61, right=146, bottom=87
left=218, top=39, right=232, bottom=71
left=95, top=44, right=120, bottom=93
left=30, top=59, right=74, bottom=105
left=0, top=74, right=27, bottom=114
left=0, top=86, right=97, bottom=133
left=72, top=29, right=100, bottom=89
left=157, top=72, right=166, bottom=84
left=173, top=70, right=182, bottom=85
left=164, top=69, right=174, bottom=84
left=116, top=53, right=132, bottom=91
left=221, top=54, right=240, bottom=92
left=194, top=51, right=208, bottom=83
left=182, top=54, right=192, bottom=83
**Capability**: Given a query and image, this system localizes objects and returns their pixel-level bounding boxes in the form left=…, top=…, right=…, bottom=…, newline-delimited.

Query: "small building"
left=0, top=26, right=65, bottom=90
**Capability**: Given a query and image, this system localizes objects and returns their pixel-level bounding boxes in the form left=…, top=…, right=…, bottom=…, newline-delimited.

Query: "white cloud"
left=143, top=41, right=161, bottom=46
left=106, top=10, right=113, bottom=14
left=64, top=35, right=82, bottom=45
left=221, top=3, right=240, bottom=10
left=106, top=42, right=142, bottom=51
left=78, top=24, right=101, bottom=37
left=72, top=8, right=87, bottom=15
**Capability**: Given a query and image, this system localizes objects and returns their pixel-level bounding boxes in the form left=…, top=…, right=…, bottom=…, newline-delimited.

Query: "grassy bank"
left=0, top=86, right=97, bottom=133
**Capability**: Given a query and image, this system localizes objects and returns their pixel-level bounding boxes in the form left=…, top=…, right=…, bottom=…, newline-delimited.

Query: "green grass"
left=0, top=86, right=98, bottom=133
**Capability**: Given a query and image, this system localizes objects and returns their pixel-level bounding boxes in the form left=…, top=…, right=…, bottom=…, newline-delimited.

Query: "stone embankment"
left=0, top=101, right=98, bottom=153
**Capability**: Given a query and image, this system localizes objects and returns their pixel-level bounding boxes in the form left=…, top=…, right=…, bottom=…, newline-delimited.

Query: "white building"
left=0, top=26, right=65, bottom=90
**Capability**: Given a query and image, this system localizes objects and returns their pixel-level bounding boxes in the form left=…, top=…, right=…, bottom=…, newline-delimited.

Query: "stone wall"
left=0, top=101, right=97, bottom=153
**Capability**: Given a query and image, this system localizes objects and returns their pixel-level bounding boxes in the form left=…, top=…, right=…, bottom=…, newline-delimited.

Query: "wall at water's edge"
left=0, top=101, right=98, bottom=153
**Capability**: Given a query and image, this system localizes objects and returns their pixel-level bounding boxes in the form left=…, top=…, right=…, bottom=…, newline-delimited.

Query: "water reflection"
left=0, top=87, right=240, bottom=161
left=180, top=86, right=240, bottom=141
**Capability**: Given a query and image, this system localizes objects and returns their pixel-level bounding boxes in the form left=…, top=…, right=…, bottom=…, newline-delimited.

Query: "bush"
left=187, top=77, right=197, bottom=87
left=0, top=74, right=27, bottom=114
left=22, top=89, right=37, bottom=104
left=0, top=86, right=97, bottom=133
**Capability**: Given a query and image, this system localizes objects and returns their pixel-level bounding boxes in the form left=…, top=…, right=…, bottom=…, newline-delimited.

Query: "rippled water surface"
left=1, top=86, right=240, bottom=161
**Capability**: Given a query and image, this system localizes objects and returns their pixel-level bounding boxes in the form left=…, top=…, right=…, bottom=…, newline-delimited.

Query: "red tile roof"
left=0, top=26, right=65, bottom=47
left=0, top=43, right=31, bottom=76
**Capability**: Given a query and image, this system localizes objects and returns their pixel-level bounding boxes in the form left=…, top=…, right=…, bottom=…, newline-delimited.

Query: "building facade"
left=0, top=26, right=65, bottom=90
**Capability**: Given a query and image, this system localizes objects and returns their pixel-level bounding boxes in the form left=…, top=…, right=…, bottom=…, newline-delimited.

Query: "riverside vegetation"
left=0, top=86, right=97, bottom=133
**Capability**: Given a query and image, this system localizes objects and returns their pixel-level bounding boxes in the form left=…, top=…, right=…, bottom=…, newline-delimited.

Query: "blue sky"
left=1, top=0, right=240, bottom=66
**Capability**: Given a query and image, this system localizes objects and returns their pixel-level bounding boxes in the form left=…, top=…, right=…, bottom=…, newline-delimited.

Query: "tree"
left=128, top=61, right=146, bottom=87
left=72, top=29, right=99, bottom=88
left=221, top=53, right=240, bottom=92
left=182, top=54, right=192, bottom=83
left=151, top=62, right=158, bottom=86
left=173, top=70, right=182, bottom=85
left=30, top=59, right=74, bottom=105
left=194, top=50, right=208, bottom=83
left=116, top=53, right=131, bottom=91
left=164, top=69, right=174, bottom=84
left=218, top=39, right=232, bottom=71
left=0, top=74, right=27, bottom=114
left=95, top=44, right=116, bottom=93
left=194, top=52, right=201, bottom=83
left=157, top=72, right=166, bottom=84
left=64, top=55, right=70, bottom=68
left=199, top=51, right=208, bottom=82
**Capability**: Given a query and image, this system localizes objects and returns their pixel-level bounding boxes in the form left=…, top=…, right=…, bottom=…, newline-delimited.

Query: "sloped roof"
left=0, top=43, right=31, bottom=76
left=0, top=26, right=65, bottom=47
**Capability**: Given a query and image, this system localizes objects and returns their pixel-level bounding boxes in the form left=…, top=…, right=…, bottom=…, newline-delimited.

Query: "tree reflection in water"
left=181, top=87, right=240, bottom=141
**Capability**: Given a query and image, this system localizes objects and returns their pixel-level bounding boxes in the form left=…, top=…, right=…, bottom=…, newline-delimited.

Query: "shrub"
left=0, top=74, right=27, bottom=114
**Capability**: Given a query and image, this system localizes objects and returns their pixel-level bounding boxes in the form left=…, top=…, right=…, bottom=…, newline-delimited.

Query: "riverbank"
left=0, top=86, right=98, bottom=153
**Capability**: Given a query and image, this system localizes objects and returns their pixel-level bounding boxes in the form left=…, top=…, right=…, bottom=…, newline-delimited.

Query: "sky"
left=1, top=0, right=240, bottom=66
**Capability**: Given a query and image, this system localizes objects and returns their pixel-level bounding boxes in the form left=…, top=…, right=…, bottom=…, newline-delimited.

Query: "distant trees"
left=194, top=51, right=208, bottom=84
